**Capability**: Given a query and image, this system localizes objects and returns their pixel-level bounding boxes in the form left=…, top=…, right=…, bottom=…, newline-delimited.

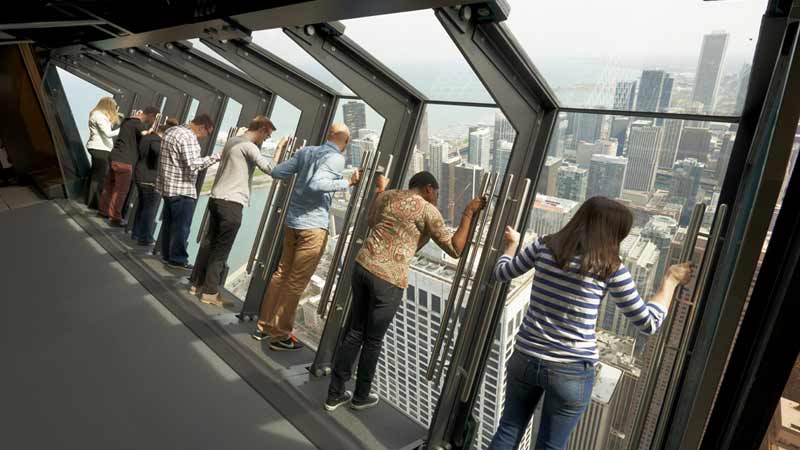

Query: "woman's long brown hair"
left=543, top=196, right=633, bottom=280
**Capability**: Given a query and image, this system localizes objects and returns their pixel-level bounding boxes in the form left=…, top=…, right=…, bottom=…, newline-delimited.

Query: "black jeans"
left=329, top=263, right=403, bottom=400
left=161, top=195, right=197, bottom=265
left=131, top=183, right=161, bottom=244
left=191, top=198, right=243, bottom=295
left=86, top=149, right=109, bottom=209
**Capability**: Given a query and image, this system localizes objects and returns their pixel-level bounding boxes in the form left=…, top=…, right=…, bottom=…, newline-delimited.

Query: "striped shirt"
left=494, top=237, right=666, bottom=364
left=156, top=126, right=219, bottom=198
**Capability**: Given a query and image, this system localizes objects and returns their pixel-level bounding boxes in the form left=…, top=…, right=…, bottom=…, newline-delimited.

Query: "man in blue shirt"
left=253, top=123, right=359, bottom=351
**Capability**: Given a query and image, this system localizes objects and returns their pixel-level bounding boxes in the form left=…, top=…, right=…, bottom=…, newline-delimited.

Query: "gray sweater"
left=210, top=135, right=275, bottom=206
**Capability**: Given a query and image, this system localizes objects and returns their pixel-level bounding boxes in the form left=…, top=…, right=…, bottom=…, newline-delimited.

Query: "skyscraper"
left=614, top=81, right=637, bottom=110
left=493, top=140, right=513, bottom=174
left=374, top=257, right=535, bottom=450
left=552, top=115, right=569, bottom=157
left=588, top=154, right=628, bottom=199
left=609, top=118, right=630, bottom=157
left=343, top=101, right=367, bottom=166
left=556, top=164, right=589, bottom=202
left=567, top=364, right=623, bottom=450
left=536, top=156, right=562, bottom=197
left=417, top=110, right=430, bottom=154
left=493, top=111, right=514, bottom=152
left=342, top=100, right=367, bottom=133
left=577, top=139, right=618, bottom=169
left=624, top=123, right=663, bottom=192
left=641, top=215, right=679, bottom=281
left=428, top=139, right=450, bottom=181
left=440, top=162, right=484, bottom=224
left=528, top=195, right=579, bottom=237
left=658, top=76, right=674, bottom=113
left=716, top=131, right=736, bottom=182
left=735, top=64, right=752, bottom=113
left=670, top=158, right=705, bottom=225
left=612, top=235, right=660, bottom=338
left=677, top=127, right=713, bottom=163
left=636, top=70, right=671, bottom=112
left=468, top=128, right=492, bottom=167
left=658, top=119, right=684, bottom=170
left=692, top=31, right=730, bottom=113
left=574, top=113, right=605, bottom=143
left=409, top=149, right=425, bottom=175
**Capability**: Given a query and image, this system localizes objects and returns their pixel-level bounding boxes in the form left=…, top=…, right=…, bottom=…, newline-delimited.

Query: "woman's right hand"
left=503, top=226, right=520, bottom=250
left=666, top=262, right=694, bottom=285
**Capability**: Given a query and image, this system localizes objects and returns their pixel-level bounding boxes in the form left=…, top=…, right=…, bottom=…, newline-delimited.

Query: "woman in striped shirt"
left=487, top=197, right=692, bottom=450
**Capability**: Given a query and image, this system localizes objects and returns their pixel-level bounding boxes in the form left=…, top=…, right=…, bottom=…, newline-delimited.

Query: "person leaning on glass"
left=487, top=196, right=693, bottom=450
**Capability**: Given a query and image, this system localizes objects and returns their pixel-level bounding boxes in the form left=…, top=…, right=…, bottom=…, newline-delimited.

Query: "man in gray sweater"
left=190, top=116, right=281, bottom=306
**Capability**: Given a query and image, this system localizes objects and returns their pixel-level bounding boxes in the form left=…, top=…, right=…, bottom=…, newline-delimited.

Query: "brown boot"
left=200, top=292, right=224, bottom=307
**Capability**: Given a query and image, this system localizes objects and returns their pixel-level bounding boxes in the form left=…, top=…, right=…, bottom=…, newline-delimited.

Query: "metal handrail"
left=426, top=172, right=493, bottom=382
left=246, top=136, right=299, bottom=274
left=628, top=202, right=707, bottom=448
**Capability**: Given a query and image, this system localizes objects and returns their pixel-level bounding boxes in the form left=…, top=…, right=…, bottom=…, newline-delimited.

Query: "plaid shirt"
left=156, top=126, right=219, bottom=198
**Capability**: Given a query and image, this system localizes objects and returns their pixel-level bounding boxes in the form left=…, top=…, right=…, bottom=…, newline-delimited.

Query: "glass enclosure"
left=341, top=11, right=493, bottom=103
left=506, top=0, right=766, bottom=115
left=56, top=67, right=114, bottom=159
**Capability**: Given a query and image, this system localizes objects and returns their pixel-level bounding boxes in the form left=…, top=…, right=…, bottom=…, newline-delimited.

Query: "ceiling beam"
left=0, top=20, right=107, bottom=30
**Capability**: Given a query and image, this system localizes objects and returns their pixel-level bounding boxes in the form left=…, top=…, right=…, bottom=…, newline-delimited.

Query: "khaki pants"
left=257, top=226, right=328, bottom=340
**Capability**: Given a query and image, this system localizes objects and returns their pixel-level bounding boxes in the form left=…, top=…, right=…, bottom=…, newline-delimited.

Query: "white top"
left=86, top=110, right=119, bottom=151
left=0, top=145, right=11, bottom=168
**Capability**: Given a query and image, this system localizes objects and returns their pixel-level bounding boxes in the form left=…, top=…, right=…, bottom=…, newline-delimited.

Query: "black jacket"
left=110, top=118, right=146, bottom=165
left=135, top=133, right=161, bottom=184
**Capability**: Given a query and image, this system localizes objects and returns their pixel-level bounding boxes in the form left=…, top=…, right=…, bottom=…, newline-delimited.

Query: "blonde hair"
left=91, top=97, right=120, bottom=126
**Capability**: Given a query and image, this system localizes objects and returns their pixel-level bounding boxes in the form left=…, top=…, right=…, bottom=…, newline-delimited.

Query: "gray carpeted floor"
left=0, top=202, right=317, bottom=450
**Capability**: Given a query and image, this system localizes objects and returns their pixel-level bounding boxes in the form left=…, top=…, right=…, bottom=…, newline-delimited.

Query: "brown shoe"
left=200, top=293, right=224, bottom=307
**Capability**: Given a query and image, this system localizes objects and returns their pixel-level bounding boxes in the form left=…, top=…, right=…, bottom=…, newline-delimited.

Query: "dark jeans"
left=329, top=263, right=403, bottom=400
left=86, top=149, right=109, bottom=209
left=191, top=198, right=243, bottom=295
left=487, top=351, right=595, bottom=450
left=131, top=183, right=161, bottom=244
left=0, top=167, right=16, bottom=186
left=161, top=195, right=197, bottom=265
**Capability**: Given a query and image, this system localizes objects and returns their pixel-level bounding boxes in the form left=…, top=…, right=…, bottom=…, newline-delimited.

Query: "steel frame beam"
left=425, top=3, right=559, bottom=449
left=51, top=58, right=136, bottom=114
left=89, top=52, right=191, bottom=120
left=153, top=41, right=273, bottom=124
left=281, top=20, right=427, bottom=374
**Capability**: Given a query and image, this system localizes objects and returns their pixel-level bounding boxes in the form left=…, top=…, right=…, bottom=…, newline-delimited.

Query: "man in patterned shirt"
left=325, top=171, right=486, bottom=411
left=156, top=113, right=219, bottom=270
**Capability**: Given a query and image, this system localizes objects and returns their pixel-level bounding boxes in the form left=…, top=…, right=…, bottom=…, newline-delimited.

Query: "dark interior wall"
left=0, top=45, right=64, bottom=195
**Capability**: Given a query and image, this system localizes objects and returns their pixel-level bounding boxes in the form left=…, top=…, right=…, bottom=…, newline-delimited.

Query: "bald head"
left=327, top=123, right=351, bottom=151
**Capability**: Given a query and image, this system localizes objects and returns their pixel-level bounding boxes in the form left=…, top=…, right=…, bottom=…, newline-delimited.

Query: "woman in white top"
left=86, top=97, right=120, bottom=209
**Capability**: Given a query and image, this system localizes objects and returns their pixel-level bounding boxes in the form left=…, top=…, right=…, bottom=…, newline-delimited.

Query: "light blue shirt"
left=272, top=141, right=350, bottom=230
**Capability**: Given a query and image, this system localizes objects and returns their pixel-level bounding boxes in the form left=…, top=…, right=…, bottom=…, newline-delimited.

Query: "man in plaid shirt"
left=156, top=113, right=220, bottom=270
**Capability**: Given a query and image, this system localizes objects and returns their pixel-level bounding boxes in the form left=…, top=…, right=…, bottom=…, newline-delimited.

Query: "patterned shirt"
left=356, top=189, right=460, bottom=288
left=156, top=126, right=219, bottom=198
left=494, top=237, right=667, bottom=364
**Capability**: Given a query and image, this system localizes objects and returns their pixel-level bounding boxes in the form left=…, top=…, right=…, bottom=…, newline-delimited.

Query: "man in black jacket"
left=99, top=106, right=159, bottom=226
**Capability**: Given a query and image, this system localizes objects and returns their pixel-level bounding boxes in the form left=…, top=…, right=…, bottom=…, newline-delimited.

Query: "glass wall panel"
left=188, top=38, right=248, bottom=75
left=292, top=98, right=385, bottom=347
left=374, top=104, right=517, bottom=444
left=341, top=11, right=493, bottom=103
left=511, top=111, right=737, bottom=450
left=252, top=30, right=354, bottom=95
left=186, top=98, right=243, bottom=263
left=184, top=98, right=200, bottom=123
left=506, top=0, right=766, bottom=115
left=56, top=67, right=114, bottom=160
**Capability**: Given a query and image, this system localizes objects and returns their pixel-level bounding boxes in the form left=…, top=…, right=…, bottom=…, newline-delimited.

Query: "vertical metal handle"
left=426, top=172, right=493, bottom=381
left=246, top=136, right=298, bottom=273
left=317, top=151, right=379, bottom=316
left=458, top=174, right=522, bottom=402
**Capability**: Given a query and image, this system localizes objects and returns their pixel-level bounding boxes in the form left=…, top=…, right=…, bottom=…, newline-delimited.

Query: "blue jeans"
left=161, top=195, right=197, bottom=265
left=488, top=351, right=595, bottom=450
left=131, top=183, right=160, bottom=244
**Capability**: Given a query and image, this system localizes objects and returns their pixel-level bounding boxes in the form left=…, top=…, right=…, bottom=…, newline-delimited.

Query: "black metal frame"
left=281, top=20, right=427, bottom=375
left=51, top=59, right=135, bottom=114
left=424, top=3, right=560, bottom=448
